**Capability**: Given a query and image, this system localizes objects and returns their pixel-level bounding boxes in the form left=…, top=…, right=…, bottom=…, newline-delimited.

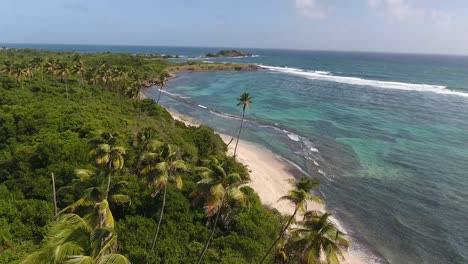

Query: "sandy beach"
left=168, top=109, right=370, bottom=264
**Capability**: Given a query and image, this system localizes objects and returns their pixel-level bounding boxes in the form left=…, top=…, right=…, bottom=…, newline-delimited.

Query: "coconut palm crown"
left=233, top=92, right=252, bottom=157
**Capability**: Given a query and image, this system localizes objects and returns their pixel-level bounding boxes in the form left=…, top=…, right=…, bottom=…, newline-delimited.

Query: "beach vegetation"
left=260, top=177, right=323, bottom=263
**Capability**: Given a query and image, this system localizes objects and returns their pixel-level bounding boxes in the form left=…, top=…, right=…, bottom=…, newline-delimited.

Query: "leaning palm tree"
left=155, top=71, right=170, bottom=104
left=89, top=132, right=126, bottom=198
left=22, top=210, right=130, bottom=264
left=56, top=62, right=70, bottom=98
left=139, top=143, right=187, bottom=251
left=59, top=169, right=131, bottom=216
left=25, top=168, right=130, bottom=264
left=192, top=158, right=249, bottom=264
left=287, top=211, right=350, bottom=264
left=233, top=92, right=252, bottom=157
left=260, top=176, right=323, bottom=264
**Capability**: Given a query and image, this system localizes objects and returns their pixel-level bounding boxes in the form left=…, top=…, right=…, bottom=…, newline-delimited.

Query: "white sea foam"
left=197, top=104, right=208, bottom=109
left=310, top=147, right=319, bottom=152
left=287, top=133, right=301, bottom=142
left=313, top=161, right=320, bottom=166
left=276, top=155, right=312, bottom=177
left=260, top=64, right=468, bottom=98
left=161, top=90, right=190, bottom=99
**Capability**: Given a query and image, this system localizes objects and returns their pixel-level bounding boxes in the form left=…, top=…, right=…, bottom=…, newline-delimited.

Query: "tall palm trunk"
left=260, top=207, right=298, bottom=264
left=197, top=194, right=225, bottom=264
left=51, top=172, right=58, bottom=219
left=233, top=109, right=246, bottom=157
left=106, top=163, right=112, bottom=199
left=151, top=184, right=167, bottom=251
left=156, top=85, right=163, bottom=104
left=64, top=77, right=69, bottom=98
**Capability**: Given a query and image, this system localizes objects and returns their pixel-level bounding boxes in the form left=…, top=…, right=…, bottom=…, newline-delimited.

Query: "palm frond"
left=175, top=175, right=183, bottom=189
left=54, top=242, right=85, bottom=263
left=210, top=183, right=225, bottom=199
left=228, top=188, right=247, bottom=207
left=98, top=254, right=131, bottom=264
left=171, top=160, right=187, bottom=171
left=96, top=200, right=115, bottom=228
left=152, top=175, right=168, bottom=197
left=65, top=255, right=95, bottom=264
left=75, top=169, right=95, bottom=182
left=204, top=197, right=222, bottom=217
left=108, top=194, right=131, bottom=204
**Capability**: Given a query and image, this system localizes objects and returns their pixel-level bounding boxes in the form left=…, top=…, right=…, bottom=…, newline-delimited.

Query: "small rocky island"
left=205, top=50, right=253, bottom=58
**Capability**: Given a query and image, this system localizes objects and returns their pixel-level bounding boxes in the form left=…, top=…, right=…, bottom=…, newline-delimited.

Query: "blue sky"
left=1, top=0, right=468, bottom=54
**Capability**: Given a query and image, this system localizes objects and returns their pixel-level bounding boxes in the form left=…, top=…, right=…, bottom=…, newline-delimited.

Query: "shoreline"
left=167, top=109, right=372, bottom=264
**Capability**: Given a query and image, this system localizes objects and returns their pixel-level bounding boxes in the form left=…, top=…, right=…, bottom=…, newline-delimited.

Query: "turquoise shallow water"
left=147, top=51, right=468, bottom=264
left=6, top=44, right=468, bottom=264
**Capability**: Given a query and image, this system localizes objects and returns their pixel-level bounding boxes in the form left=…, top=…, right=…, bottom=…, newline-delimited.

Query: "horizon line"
left=2, top=42, right=468, bottom=57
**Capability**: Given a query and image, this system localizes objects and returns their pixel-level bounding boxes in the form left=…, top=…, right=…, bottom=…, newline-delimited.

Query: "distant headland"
left=205, top=50, right=253, bottom=58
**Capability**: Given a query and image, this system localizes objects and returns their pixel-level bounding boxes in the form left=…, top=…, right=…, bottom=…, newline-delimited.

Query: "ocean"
left=5, top=44, right=468, bottom=264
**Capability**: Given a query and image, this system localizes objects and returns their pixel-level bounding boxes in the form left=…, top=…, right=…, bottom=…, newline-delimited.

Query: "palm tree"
left=22, top=211, right=130, bottom=264
left=11, top=63, right=27, bottom=88
left=89, top=132, right=126, bottom=198
left=287, top=211, right=350, bottom=264
left=56, top=62, right=70, bottom=98
left=139, top=143, right=187, bottom=251
left=30, top=57, right=44, bottom=83
left=26, top=168, right=130, bottom=263
left=59, top=169, right=131, bottom=215
left=131, top=127, right=159, bottom=172
left=155, top=71, right=170, bottom=104
left=260, top=176, right=323, bottom=264
left=192, top=158, right=249, bottom=264
left=86, top=66, right=100, bottom=86
left=0, top=60, right=14, bottom=76
left=126, top=78, right=143, bottom=100
left=45, top=58, right=58, bottom=78
left=233, top=92, right=252, bottom=157
left=71, top=54, right=86, bottom=88
left=97, top=64, right=114, bottom=89
left=23, top=64, right=33, bottom=82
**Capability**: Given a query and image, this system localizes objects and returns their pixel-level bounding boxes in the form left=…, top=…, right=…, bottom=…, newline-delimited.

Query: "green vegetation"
left=0, top=48, right=348, bottom=264
left=165, top=61, right=260, bottom=74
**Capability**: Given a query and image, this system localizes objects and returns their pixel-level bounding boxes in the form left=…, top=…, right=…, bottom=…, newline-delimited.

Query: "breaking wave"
left=259, top=65, right=468, bottom=98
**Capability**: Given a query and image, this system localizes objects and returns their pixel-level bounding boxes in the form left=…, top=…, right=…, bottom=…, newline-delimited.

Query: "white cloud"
left=368, top=0, right=454, bottom=30
left=368, top=0, right=425, bottom=21
left=431, top=11, right=454, bottom=31
left=294, top=0, right=326, bottom=19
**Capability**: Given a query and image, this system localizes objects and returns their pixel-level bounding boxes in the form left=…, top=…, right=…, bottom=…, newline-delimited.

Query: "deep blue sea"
left=5, top=44, right=468, bottom=264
